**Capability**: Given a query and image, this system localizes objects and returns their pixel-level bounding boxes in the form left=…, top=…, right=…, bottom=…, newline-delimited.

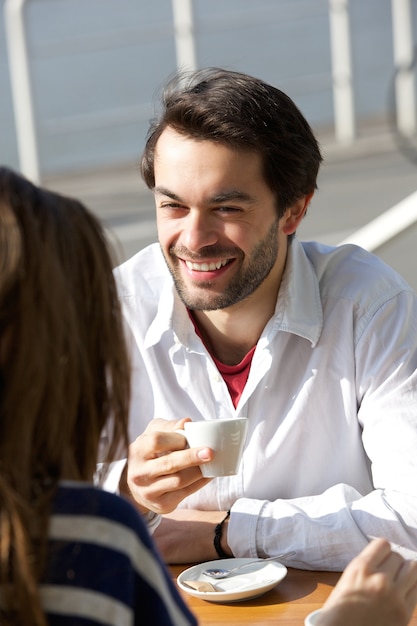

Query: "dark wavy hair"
left=0, top=167, right=130, bottom=625
left=141, top=67, right=323, bottom=216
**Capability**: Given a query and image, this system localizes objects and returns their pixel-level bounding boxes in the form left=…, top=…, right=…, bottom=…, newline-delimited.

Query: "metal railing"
left=4, top=0, right=40, bottom=182
left=4, top=0, right=416, bottom=191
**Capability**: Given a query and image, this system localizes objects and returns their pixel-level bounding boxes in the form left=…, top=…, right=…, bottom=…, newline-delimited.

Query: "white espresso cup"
left=304, top=609, right=323, bottom=625
left=176, top=418, right=248, bottom=477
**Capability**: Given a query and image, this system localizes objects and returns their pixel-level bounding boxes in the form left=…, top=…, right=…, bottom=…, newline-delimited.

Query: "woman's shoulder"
left=52, top=482, right=151, bottom=542
left=45, top=483, right=198, bottom=626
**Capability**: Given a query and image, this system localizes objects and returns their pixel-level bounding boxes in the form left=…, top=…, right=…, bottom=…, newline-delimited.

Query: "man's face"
left=153, top=127, right=288, bottom=311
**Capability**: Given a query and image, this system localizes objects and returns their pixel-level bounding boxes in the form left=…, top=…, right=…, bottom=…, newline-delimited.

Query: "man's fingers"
left=130, top=443, right=213, bottom=483
left=146, top=417, right=192, bottom=434
left=132, top=419, right=208, bottom=461
left=132, top=430, right=187, bottom=460
left=127, top=441, right=214, bottom=514
left=142, top=447, right=212, bottom=482
left=131, top=471, right=211, bottom=514
left=125, top=418, right=214, bottom=514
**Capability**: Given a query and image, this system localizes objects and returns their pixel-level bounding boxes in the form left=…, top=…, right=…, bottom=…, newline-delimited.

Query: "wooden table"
left=171, top=564, right=417, bottom=625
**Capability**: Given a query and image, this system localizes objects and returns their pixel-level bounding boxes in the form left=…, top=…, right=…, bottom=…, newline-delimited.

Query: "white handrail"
left=338, top=189, right=417, bottom=251
left=4, top=0, right=40, bottom=183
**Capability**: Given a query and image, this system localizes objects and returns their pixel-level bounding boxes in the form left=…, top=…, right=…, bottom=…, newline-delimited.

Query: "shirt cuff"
left=97, top=460, right=162, bottom=533
left=96, top=459, right=127, bottom=494
left=146, top=511, right=162, bottom=534
left=228, top=498, right=265, bottom=558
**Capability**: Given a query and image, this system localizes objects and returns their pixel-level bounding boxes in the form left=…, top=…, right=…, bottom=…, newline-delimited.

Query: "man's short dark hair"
left=141, top=67, right=323, bottom=216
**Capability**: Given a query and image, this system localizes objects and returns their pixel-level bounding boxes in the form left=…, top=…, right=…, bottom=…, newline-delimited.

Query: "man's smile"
left=184, top=259, right=231, bottom=272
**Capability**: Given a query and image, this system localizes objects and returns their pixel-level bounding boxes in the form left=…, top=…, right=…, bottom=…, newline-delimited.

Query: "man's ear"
left=281, top=192, right=314, bottom=235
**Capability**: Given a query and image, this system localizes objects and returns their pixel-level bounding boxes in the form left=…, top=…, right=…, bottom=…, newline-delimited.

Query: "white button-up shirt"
left=110, top=238, right=417, bottom=571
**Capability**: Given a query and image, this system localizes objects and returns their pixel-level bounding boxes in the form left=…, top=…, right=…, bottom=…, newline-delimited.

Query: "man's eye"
left=161, top=203, right=183, bottom=209
left=217, top=206, right=242, bottom=214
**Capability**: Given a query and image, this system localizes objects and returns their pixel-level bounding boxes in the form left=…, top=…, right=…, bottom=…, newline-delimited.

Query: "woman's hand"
left=317, top=538, right=417, bottom=626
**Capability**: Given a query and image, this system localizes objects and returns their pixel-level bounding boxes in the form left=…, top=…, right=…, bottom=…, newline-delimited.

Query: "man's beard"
left=162, top=217, right=280, bottom=311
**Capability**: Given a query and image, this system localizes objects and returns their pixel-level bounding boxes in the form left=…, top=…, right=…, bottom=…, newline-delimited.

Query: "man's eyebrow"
left=154, top=186, right=181, bottom=200
left=154, top=186, right=254, bottom=204
left=209, top=190, right=254, bottom=203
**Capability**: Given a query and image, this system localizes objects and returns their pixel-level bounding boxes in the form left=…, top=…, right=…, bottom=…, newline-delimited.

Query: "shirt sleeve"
left=98, top=460, right=162, bottom=534
left=229, top=291, right=417, bottom=571
left=98, top=459, right=127, bottom=494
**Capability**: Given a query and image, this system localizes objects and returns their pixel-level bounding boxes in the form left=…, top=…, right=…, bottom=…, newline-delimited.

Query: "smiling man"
left=155, top=139, right=284, bottom=315
left=109, top=68, right=417, bottom=571
left=152, top=127, right=305, bottom=363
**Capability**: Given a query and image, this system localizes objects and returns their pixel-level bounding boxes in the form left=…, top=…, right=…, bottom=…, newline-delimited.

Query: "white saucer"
left=177, top=557, right=287, bottom=603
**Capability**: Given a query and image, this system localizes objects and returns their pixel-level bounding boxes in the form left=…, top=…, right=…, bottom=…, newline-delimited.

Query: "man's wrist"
left=119, top=462, right=151, bottom=516
left=214, top=510, right=232, bottom=558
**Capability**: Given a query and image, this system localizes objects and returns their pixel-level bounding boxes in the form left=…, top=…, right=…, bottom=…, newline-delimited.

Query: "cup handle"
left=174, top=429, right=189, bottom=447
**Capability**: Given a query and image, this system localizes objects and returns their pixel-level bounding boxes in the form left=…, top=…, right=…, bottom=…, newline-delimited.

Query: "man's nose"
left=181, top=210, right=218, bottom=251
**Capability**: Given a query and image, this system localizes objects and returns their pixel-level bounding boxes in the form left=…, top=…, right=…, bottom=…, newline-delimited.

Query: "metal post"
left=171, top=0, right=197, bottom=70
left=391, top=0, right=416, bottom=136
left=328, top=0, right=356, bottom=143
left=4, top=0, right=40, bottom=183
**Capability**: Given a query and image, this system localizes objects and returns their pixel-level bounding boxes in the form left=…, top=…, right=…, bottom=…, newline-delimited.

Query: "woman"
left=0, top=166, right=196, bottom=625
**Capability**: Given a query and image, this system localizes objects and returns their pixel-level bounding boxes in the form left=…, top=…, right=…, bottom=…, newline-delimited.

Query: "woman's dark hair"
left=141, top=67, right=323, bottom=215
left=0, top=167, right=130, bottom=624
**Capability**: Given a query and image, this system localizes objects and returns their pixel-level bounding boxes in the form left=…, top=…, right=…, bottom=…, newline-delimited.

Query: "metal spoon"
left=202, top=551, right=296, bottom=579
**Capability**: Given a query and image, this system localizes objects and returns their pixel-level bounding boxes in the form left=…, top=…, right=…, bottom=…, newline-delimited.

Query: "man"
left=110, top=68, right=417, bottom=571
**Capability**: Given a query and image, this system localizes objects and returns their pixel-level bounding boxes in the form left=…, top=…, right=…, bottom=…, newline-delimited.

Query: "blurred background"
left=1, top=0, right=417, bottom=287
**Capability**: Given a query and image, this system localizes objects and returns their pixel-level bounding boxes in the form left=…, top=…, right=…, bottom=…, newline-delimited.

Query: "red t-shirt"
left=189, top=311, right=255, bottom=408
left=211, top=347, right=256, bottom=408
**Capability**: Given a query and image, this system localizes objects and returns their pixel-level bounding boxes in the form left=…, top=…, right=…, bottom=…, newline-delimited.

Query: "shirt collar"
left=144, top=279, right=196, bottom=349
left=272, top=237, right=323, bottom=347
left=144, top=237, right=323, bottom=349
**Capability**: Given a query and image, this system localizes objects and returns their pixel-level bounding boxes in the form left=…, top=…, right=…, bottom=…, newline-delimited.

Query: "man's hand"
left=153, top=509, right=232, bottom=564
left=125, top=418, right=214, bottom=514
left=317, top=538, right=417, bottom=626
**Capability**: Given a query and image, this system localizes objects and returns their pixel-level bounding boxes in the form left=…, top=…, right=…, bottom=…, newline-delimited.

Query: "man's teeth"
left=186, top=259, right=229, bottom=271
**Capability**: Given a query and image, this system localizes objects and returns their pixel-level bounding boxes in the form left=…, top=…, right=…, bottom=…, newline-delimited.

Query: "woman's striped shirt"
left=40, top=482, right=197, bottom=626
